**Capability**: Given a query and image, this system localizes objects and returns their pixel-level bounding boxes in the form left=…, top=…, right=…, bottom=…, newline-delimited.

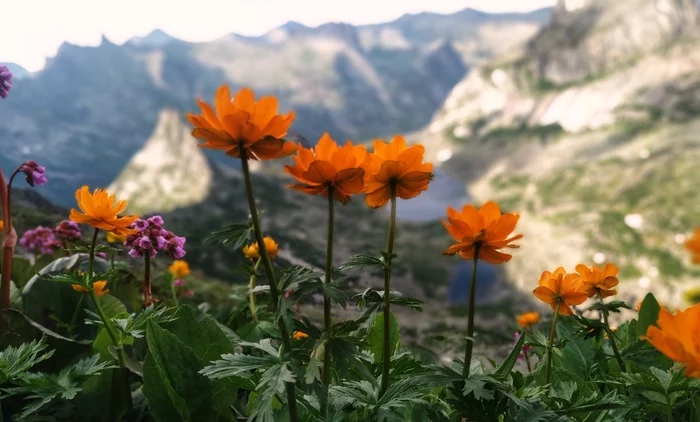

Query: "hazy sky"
left=2, top=0, right=555, bottom=72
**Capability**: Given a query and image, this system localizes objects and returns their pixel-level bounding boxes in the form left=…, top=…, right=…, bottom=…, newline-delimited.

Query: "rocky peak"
left=127, top=29, right=180, bottom=47
left=108, top=109, right=212, bottom=214
left=521, top=0, right=698, bottom=87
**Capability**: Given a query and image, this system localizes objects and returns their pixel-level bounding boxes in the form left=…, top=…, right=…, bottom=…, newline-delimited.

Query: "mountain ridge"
left=419, top=0, right=700, bottom=309
left=0, top=7, right=550, bottom=206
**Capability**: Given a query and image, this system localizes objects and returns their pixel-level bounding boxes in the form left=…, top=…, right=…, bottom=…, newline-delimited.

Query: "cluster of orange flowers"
left=243, top=236, right=279, bottom=260
left=188, top=85, right=433, bottom=208
left=187, top=84, right=700, bottom=379
left=533, top=263, right=619, bottom=315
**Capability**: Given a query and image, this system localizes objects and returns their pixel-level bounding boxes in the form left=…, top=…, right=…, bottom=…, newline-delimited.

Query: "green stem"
left=379, top=186, right=397, bottom=397
left=248, top=258, right=262, bottom=322
left=546, top=301, right=562, bottom=385
left=322, top=188, right=335, bottom=414
left=170, top=275, right=180, bottom=307
left=87, top=228, right=132, bottom=412
left=523, top=348, right=532, bottom=373
left=463, top=243, right=481, bottom=378
left=597, top=291, right=626, bottom=372
left=69, top=294, right=85, bottom=334
left=239, top=151, right=298, bottom=422
left=88, top=228, right=99, bottom=278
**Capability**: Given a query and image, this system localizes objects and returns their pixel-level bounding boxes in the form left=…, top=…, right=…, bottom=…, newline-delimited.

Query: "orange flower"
left=363, top=135, right=433, bottom=208
left=442, top=201, right=523, bottom=264
left=575, top=263, right=619, bottom=298
left=645, top=303, right=700, bottom=377
left=284, top=133, right=367, bottom=204
left=169, top=260, right=191, bottom=279
left=243, top=236, right=279, bottom=260
left=69, top=186, right=138, bottom=235
left=516, top=311, right=540, bottom=329
left=292, top=331, right=309, bottom=340
left=187, top=85, right=296, bottom=160
left=72, top=284, right=90, bottom=293
left=685, top=229, right=700, bottom=264
left=106, top=231, right=127, bottom=244
left=71, top=280, right=109, bottom=296
left=0, top=221, right=4, bottom=231
left=533, top=267, right=588, bottom=316
left=92, top=280, right=110, bottom=297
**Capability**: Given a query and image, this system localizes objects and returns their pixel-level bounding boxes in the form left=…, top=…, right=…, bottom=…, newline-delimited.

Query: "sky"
left=1, top=0, right=556, bottom=72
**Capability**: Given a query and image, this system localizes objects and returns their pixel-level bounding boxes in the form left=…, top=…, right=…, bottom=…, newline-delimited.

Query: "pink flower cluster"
left=55, top=220, right=82, bottom=242
left=19, top=226, right=61, bottom=255
left=125, top=216, right=186, bottom=259
left=19, top=161, right=47, bottom=187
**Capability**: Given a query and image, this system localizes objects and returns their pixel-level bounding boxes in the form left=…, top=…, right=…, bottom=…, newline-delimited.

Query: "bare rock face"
left=108, top=109, right=212, bottom=214
left=421, top=0, right=700, bottom=310
left=524, top=0, right=698, bottom=87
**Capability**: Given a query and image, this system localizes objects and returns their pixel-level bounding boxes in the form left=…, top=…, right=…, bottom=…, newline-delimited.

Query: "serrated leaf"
left=338, top=255, right=384, bottom=272
left=205, top=222, right=252, bottom=250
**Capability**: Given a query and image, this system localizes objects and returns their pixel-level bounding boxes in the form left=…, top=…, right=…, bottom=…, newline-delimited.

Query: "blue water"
left=394, top=168, right=470, bottom=222
left=446, top=261, right=508, bottom=306
left=393, top=167, right=510, bottom=305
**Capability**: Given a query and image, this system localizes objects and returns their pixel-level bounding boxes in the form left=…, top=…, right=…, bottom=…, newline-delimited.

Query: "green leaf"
left=494, top=330, right=525, bottom=377
left=205, top=222, right=253, bottom=251
left=338, top=255, right=384, bottom=272
left=21, top=254, right=110, bottom=339
left=142, top=321, right=236, bottom=422
left=364, top=312, right=400, bottom=363
left=161, top=305, right=233, bottom=364
left=638, top=293, right=661, bottom=339
left=586, top=300, right=631, bottom=314
left=0, top=338, right=54, bottom=382
left=97, top=294, right=127, bottom=319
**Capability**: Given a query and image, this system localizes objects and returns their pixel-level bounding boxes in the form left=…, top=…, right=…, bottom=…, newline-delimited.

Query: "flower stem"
left=463, top=243, right=481, bottom=378
left=239, top=151, right=298, bottom=422
left=379, top=186, right=397, bottom=397
left=0, top=169, right=18, bottom=310
left=545, top=301, right=561, bottom=385
left=597, top=291, right=626, bottom=372
left=87, top=228, right=132, bottom=412
left=170, top=275, right=180, bottom=307
left=248, top=258, right=262, bottom=322
left=143, top=254, right=152, bottom=307
left=69, top=294, right=85, bottom=334
left=322, top=188, right=335, bottom=414
left=523, top=348, right=532, bottom=373
left=88, top=228, right=100, bottom=276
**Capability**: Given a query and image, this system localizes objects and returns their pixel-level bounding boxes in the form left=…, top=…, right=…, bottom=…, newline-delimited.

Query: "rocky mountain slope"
left=420, top=0, right=700, bottom=310
left=0, top=7, right=550, bottom=206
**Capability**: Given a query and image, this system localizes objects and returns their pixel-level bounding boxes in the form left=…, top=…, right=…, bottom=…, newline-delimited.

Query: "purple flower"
left=0, top=66, right=12, bottom=99
left=125, top=215, right=186, bottom=259
left=173, top=279, right=185, bottom=288
left=19, top=226, right=61, bottom=255
left=18, top=161, right=47, bottom=187
left=96, top=252, right=108, bottom=259
left=55, top=220, right=82, bottom=242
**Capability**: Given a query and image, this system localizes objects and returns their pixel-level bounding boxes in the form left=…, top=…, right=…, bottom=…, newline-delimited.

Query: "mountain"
left=1, top=63, right=30, bottom=80
left=107, top=109, right=212, bottom=213
left=0, top=7, right=550, bottom=206
left=420, top=0, right=700, bottom=309
left=126, top=29, right=180, bottom=47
